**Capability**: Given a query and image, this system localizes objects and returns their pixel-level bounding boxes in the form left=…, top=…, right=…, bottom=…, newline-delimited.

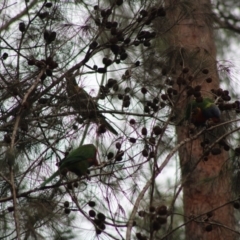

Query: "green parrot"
left=186, top=98, right=221, bottom=126
left=65, top=75, right=118, bottom=135
left=41, top=144, right=99, bottom=187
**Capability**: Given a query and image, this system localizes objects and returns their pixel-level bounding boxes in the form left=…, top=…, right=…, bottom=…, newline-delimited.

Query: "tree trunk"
left=166, top=0, right=237, bottom=239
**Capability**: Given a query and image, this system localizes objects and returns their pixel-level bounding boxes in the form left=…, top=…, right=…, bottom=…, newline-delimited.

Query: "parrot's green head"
left=82, top=144, right=99, bottom=167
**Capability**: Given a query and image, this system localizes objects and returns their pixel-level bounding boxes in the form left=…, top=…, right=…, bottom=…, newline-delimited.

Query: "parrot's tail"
left=99, top=117, right=118, bottom=135
left=40, top=170, right=60, bottom=187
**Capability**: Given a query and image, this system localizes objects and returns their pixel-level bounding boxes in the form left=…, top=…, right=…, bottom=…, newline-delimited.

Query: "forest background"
left=0, top=0, right=240, bottom=239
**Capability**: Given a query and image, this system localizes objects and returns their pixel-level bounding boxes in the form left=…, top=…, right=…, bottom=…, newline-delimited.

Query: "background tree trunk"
left=166, top=0, right=237, bottom=239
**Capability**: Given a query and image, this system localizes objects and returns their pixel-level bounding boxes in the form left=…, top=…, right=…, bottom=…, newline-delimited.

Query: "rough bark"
left=165, top=1, right=237, bottom=239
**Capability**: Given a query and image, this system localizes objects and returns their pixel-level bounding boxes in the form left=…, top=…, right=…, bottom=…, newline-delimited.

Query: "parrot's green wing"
left=40, top=144, right=99, bottom=187
left=66, top=75, right=97, bottom=117
left=59, top=144, right=98, bottom=175
left=66, top=75, right=118, bottom=135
